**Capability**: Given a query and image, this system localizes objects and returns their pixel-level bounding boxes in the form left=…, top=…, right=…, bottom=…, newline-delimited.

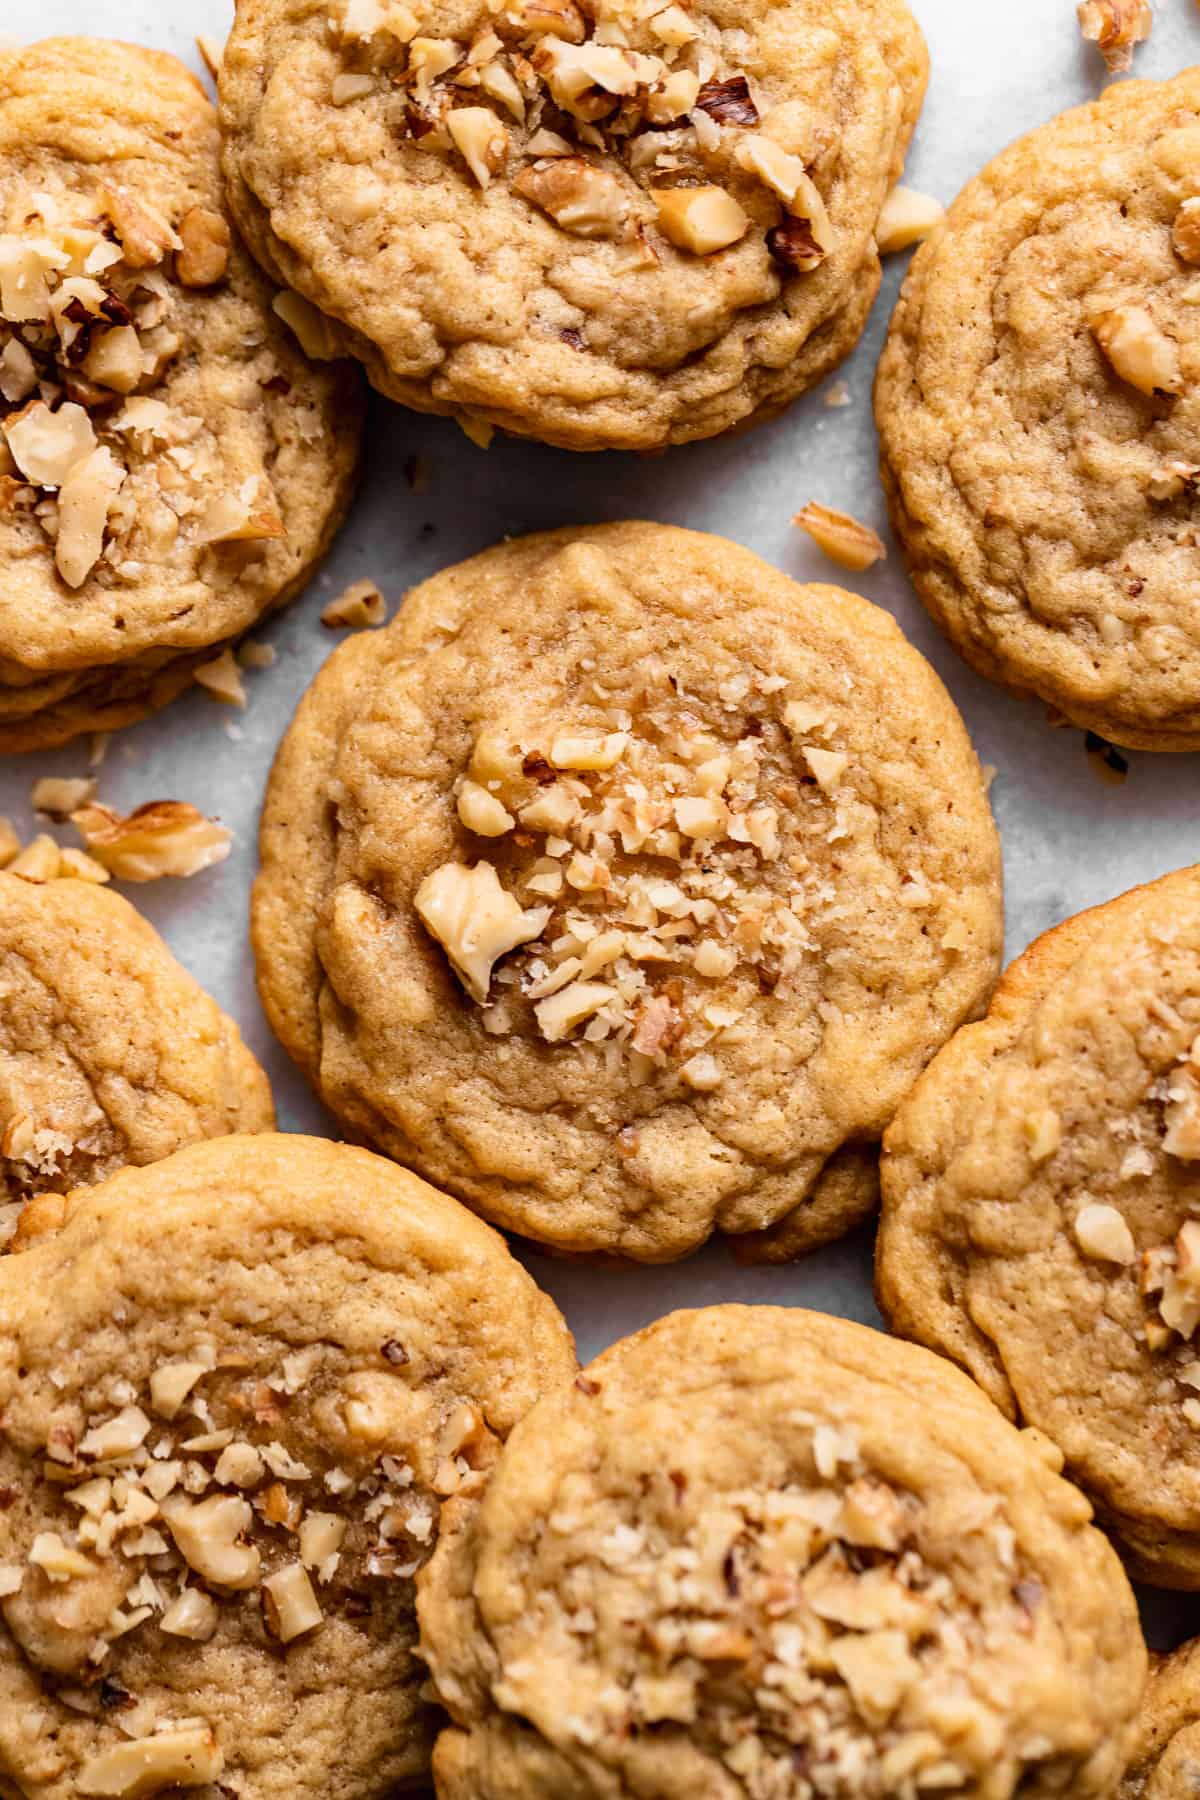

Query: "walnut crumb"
left=793, top=503, right=886, bottom=573
left=1091, top=304, right=1181, bottom=396
left=321, top=578, right=387, bottom=629
left=70, top=802, right=231, bottom=882
left=875, top=186, right=944, bottom=255
left=31, top=776, right=97, bottom=820
left=1077, top=0, right=1151, bottom=72
left=1074, top=1203, right=1136, bottom=1264
left=193, top=649, right=247, bottom=709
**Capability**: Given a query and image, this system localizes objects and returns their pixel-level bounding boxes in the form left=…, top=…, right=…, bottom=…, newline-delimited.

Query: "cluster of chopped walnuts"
left=537, top=1427, right=1033, bottom=1798
left=0, top=794, right=230, bottom=886
left=329, top=0, right=836, bottom=266
left=0, top=184, right=282, bottom=591
left=0, top=1342, right=488, bottom=1794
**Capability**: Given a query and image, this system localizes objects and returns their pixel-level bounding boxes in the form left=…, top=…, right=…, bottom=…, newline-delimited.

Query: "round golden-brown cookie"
left=218, top=0, right=927, bottom=451
left=878, top=865, right=1200, bottom=1588
left=0, top=1132, right=575, bottom=1799
left=252, top=522, right=1003, bottom=1262
left=1121, top=1640, right=1200, bottom=1799
left=0, top=38, right=363, bottom=752
left=875, top=69, right=1200, bottom=752
left=0, top=870, right=273, bottom=1243
left=418, top=1304, right=1147, bottom=1799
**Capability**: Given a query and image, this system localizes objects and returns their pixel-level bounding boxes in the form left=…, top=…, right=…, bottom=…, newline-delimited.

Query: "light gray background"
left=9, top=0, right=1200, bottom=1642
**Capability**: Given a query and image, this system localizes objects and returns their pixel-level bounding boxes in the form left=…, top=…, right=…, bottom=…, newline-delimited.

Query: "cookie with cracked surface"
left=218, top=0, right=927, bottom=451
left=876, top=69, right=1200, bottom=752
left=252, top=522, right=1002, bottom=1261
left=0, top=1132, right=575, bottom=1799
left=1120, top=1639, right=1200, bottom=1799
left=418, top=1304, right=1146, bottom=1799
left=878, top=865, right=1200, bottom=1588
left=0, top=38, right=363, bottom=753
left=0, top=871, right=273, bottom=1249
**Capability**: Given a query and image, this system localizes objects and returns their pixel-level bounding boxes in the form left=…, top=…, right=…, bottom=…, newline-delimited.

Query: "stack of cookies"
left=1, top=3, right=1199, bottom=1796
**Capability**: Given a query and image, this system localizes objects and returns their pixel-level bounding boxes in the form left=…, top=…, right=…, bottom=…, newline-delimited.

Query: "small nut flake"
left=1073, top=1202, right=1136, bottom=1264
left=513, top=159, right=629, bottom=238
left=875, top=186, right=945, bottom=255
left=1077, top=0, right=1152, bottom=73
left=78, top=1727, right=224, bottom=1797
left=1091, top=304, right=1182, bottom=396
left=31, top=776, right=96, bottom=819
left=193, top=649, right=247, bottom=709
left=654, top=187, right=749, bottom=257
left=70, top=801, right=232, bottom=882
left=1174, top=199, right=1200, bottom=266
left=175, top=208, right=231, bottom=287
left=793, top=503, right=886, bottom=572
left=321, top=577, right=387, bottom=629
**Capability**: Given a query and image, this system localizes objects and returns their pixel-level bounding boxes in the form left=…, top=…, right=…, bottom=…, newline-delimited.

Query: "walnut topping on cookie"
left=0, top=1134, right=574, bottom=1798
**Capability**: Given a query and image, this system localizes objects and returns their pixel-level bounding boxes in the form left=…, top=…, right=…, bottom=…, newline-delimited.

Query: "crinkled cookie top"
left=220, top=0, right=926, bottom=448
left=252, top=522, right=1002, bottom=1260
left=879, top=865, right=1200, bottom=1587
left=0, top=1133, right=575, bottom=1800
left=418, top=1305, right=1145, bottom=1800
left=876, top=68, right=1200, bottom=749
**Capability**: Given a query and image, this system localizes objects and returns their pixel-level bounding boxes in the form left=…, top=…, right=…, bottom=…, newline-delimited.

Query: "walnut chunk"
left=876, top=185, right=945, bottom=254
left=272, top=290, right=341, bottom=361
left=1091, top=304, right=1182, bottom=396
left=655, top=186, right=749, bottom=257
left=262, top=1563, right=323, bottom=1642
left=176, top=208, right=231, bottom=287
left=4, top=399, right=95, bottom=488
left=98, top=183, right=181, bottom=269
left=193, top=649, right=247, bottom=708
left=70, top=801, right=231, bottom=882
left=59, top=848, right=111, bottom=884
left=1165, top=1061, right=1200, bottom=1160
left=159, top=1587, right=220, bottom=1641
left=1077, top=0, right=1151, bottom=72
left=149, top=1361, right=209, bottom=1421
left=161, top=1493, right=261, bottom=1590
left=82, top=326, right=144, bottom=395
left=322, top=578, right=387, bottom=629
left=457, top=780, right=516, bottom=837
left=1174, top=199, right=1200, bottom=267
left=194, top=482, right=287, bottom=546
left=78, top=1726, right=223, bottom=1797
left=510, top=0, right=586, bottom=42
left=56, top=446, right=126, bottom=588
left=31, top=776, right=96, bottom=820
left=9, top=835, right=62, bottom=883
left=1074, top=1202, right=1136, bottom=1264
left=535, top=978, right=616, bottom=1041
left=693, top=74, right=758, bottom=126
left=415, top=861, right=551, bottom=1002
left=447, top=109, right=509, bottom=187
left=793, top=502, right=886, bottom=572
left=513, top=159, right=629, bottom=239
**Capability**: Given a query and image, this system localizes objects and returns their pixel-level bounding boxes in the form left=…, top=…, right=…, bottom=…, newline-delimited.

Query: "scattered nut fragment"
left=58, top=848, right=110, bottom=884
left=875, top=185, right=945, bottom=254
left=195, top=33, right=224, bottom=80
left=161, top=1493, right=261, bottom=1589
left=693, top=74, right=758, bottom=126
left=415, top=861, right=551, bottom=1001
left=332, top=71, right=377, bottom=104
left=29, top=1531, right=96, bottom=1580
left=299, top=1511, right=346, bottom=1573
left=655, top=187, right=749, bottom=257
left=4, top=399, right=95, bottom=489
left=8, top=835, right=61, bottom=883
left=78, top=1726, right=224, bottom=1797
left=70, top=801, right=232, bottom=882
left=159, top=1587, right=220, bottom=1641
left=149, top=1361, right=209, bottom=1420
left=803, top=746, right=848, bottom=791
left=176, top=207, right=231, bottom=287
left=272, top=290, right=341, bottom=360
left=1092, top=304, right=1181, bottom=396
left=549, top=730, right=628, bottom=771
left=0, top=817, right=19, bottom=868
left=56, top=446, right=126, bottom=588
left=447, top=109, right=509, bottom=187
left=794, top=502, right=886, bottom=573
left=1166, top=1055, right=1200, bottom=1160
left=513, top=159, right=628, bottom=238
left=1074, top=1202, right=1136, bottom=1264
left=1173, top=198, right=1200, bottom=267
left=31, top=776, right=96, bottom=820
left=194, top=482, right=287, bottom=546
left=457, top=780, right=516, bottom=837
left=98, top=183, right=181, bottom=268
left=193, top=648, right=247, bottom=708
left=262, top=1563, right=324, bottom=1642
left=1077, top=0, right=1151, bottom=73
left=321, top=577, right=387, bottom=629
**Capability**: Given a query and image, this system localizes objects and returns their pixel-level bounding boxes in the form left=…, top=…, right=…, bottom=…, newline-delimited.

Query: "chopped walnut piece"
left=299, top=1511, right=347, bottom=1574
left=272, top=290, right=341, bottom=360
left=29, top=1531, right=96, bottom=1580
left=70, top=801, right=232, bottom=882
left=9, top=835, right=62, bottom=883
left=1165, top=1055, right=1200, bottom=1159
left=794, top=502, right=886, bottom=572
left=322, top=578, right=387, bottom=628
left=193, top=649, right=247, bottom=709
left=549, top=729, right=628, bottom=770
left=82, top=326, right=144, bottom=395
left=447, top=109, right=509, bottom=187
left=56, top=446, right=126, bottom=588
left=0, top=817, right=19, bottom=868
left=1077, top=0, right=1151, bottom=72
left=4, top=399, right=95, bottom=489
left=1091, top=305, right=1182, bottom=397
left=159, top=1587, right=219, bottom=1641
left=1174, top=199, right=1200, bottom=267
left=0, top=336, right=36, bottom=404
left=876, top=185, right=945, bottom=254
left=535, top=978, right=615, bottom=1041
left=176, top=207, right=231, bottom=287
left=645, top=68, right=701, bottom=126
left=59, top=848, right=110, bottom=884
left=655, top=186, right=749, bottom=257
left=1074, top=1202, right=1136, bottom=1264
left=195, top=33, right=224, bottom=80
left=526, top=127, right=574, bottom=157
left=31, top=776, right=96, bottom=820
left=457, top=779, right=516, bottom=836
left=415, top=861, right=551, bottom=1002
left=194, top=481, right=287, bottom=546
left=262, top=1563, right=324, bottom=1642
left=78, top=1726, right=224, bottom=1797
left=693, top=74, right=758, bottom=126
left=513, top=158, right=628, bottom=238
left=802, top=746, right=848, bottom=791
left=99, top=183, right=181, bottom=268
left=680, top=1052, right=723, bottom=1090
left=149, top=1361, right=209, bottom=1420
left=332, top=71, right=378, bottom=104
left=766, top=216, right=828, bottom=273
left=161, top=1493, right=261, bottom=1589
left=511, top=0, right=586, bottom=42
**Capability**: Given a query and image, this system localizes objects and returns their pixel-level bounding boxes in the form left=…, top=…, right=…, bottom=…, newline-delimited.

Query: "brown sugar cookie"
left=0, top=1133, right=575, bottom=1798
left=1120, top=1638, right=1200, bottom=1799
left=878, top=865, right=1200, bottom=1588
left=0, top=870, right=273, bottom=1247
left=0, top=38, right=362, bottom=751
left=876, top=69, right=1200, bottom=751
left=418, top=1304, right=1146, bottom=1799
left=252, top=522, right=1002, bottom=1262
left=219, top=0, right=927, bottom=451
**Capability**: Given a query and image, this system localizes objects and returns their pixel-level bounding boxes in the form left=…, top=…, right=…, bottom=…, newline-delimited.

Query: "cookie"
left=252, top=522, right=1002, bottom=1261
left=1120, top=1639, right=1200, bottom=1799
left=218, top=0, right=927, bottom=452
left=877, top=865, right=1200, bottom=1587
left=418, top=1304, right=1146, bottom=1799
left=0, top=870, right=273, bottom=1245
left=875, top=70, right=1200, bottom=751
left=0, top=1132, right=575, bottom=1798
left=0, top=39, right=363, bottom=752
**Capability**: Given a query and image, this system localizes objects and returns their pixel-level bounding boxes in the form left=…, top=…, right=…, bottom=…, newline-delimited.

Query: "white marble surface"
left=9, top=0, right=1200, bottom=1642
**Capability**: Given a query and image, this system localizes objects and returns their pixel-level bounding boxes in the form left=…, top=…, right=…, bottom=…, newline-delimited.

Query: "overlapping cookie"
left=877, top=69, right=1200, bottom=750
left=252, top=522, right=1002, bottom=1261
left=0, top=1133, right=575, bottom=1797
left=1121, top=1638, right=1200, bottom=1798
left=0, top=38, right=362, bottom=750
left=878, top=865, right=1200, bottom=1587
left=220, top=0, right=927, bottom=450
left=0, top=870, right=272, bottom=1244
left=419, top=1305, right=1146, bottom=1799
